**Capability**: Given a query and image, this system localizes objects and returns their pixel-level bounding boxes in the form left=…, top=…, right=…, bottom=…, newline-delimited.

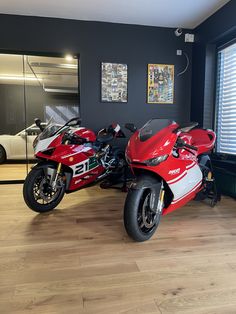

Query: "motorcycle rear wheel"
left=23, top=167, right=65, bottom=213
left=124, top=178, right=162, bottom=242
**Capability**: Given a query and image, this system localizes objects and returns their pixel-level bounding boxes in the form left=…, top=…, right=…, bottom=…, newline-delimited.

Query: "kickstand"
left=209, top=178, right=221, bottom=207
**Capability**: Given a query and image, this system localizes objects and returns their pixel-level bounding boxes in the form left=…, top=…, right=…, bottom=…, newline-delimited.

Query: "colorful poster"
left=147, top=64, right=174, bottom=104
left=101, top=63, right=128, bottom=102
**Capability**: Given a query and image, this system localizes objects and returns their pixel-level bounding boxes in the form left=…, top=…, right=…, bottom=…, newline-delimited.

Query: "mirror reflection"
left=0, top=53, right=79, bottom=182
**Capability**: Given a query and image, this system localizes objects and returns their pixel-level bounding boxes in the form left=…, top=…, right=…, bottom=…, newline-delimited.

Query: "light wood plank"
left=0, top=184, right=236, bottom=313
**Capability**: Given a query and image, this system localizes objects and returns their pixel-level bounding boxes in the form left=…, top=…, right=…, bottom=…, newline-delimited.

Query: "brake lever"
left=175, top=139, right=197, bottom=155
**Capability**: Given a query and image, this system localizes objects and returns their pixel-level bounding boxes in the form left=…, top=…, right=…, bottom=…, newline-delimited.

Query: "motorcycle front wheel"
left=23, top=167, right=65, bottom=213
left=124, top=178, right=162, bottom=242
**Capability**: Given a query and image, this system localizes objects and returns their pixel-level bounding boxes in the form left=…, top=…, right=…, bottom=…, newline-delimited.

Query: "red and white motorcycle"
left=23, top=117, right=126, bottom=213
left=124, top=119, right=219, bottom=241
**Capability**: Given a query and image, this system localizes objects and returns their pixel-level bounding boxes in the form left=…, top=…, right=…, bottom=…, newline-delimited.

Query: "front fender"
left=129, top=173, right=162, bottom=211
left=31, top=161, right=72, bottom=191
left=129, top=168, right=174, bottom=210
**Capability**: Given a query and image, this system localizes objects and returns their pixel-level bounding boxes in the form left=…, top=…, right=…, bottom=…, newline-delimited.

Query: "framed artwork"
left=147, top=64, right=174, bottom=104
left=101, top=62, right=128, bottom=102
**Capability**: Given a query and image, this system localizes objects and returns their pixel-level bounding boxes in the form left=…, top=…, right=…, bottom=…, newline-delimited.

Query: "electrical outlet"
left=176, top=50, right=182, bottom=56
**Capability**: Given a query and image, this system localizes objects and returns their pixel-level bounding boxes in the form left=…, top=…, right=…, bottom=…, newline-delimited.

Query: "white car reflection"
left=0, top=124, right=46, bottom=163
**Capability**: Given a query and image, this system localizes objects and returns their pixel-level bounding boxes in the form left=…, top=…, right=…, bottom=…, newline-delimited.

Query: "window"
left=216, top=42, right=236, bottom=155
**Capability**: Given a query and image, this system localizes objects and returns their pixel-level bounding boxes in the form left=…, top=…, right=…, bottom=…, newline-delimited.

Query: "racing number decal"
left=74, top=156, right=98, bottom=176
left=75, top=161, right=89, bottom=175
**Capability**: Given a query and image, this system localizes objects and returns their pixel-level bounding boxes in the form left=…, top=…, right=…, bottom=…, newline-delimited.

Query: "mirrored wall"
left=0, top=53, right=79, bottom=182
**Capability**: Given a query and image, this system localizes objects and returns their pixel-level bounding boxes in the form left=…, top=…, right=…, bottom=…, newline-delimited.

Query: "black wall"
left=0, top=14, right=193, bottom=132
left=191, top=0, right=236, bottom=127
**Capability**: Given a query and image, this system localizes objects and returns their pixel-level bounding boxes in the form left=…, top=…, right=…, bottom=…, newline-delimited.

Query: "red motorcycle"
left=23, top=117, right=126, bottom=213
left=124, top=119, right=219, bottom=242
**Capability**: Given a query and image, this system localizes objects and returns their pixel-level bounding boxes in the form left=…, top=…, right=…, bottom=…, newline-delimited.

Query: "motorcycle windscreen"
left=139, top=119, right=174, bottom=142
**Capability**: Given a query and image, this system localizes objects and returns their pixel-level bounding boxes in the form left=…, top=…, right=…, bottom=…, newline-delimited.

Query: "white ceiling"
left=0, top=0, right=230, bottom=29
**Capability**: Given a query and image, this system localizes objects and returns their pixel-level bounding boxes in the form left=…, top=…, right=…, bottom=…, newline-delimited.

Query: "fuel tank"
left=72, top=127, right=96, bottom=142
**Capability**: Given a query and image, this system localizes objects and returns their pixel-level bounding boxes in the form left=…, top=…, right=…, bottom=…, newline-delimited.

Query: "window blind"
left=216, top=42, right=236, bottom=155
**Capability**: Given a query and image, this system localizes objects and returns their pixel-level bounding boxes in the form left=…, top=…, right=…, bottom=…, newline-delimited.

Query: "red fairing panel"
left=188, top=129, right=216, bottom=155
left=68, top=164, right=104, bottom=191
left=127, top=123, right=204, bottom=215
left=37, top=140, right=105, bottom=191
left=126, top=124, right=178, bottom=163
left=130, top=157, right=203, bottom=215
left=72, top=127, right=97, bottom=142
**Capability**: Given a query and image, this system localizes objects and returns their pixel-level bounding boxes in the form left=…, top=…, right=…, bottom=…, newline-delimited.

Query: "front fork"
left=47, top=162, right=62, bottom=190
left=51, top=140, right=68, bottom=189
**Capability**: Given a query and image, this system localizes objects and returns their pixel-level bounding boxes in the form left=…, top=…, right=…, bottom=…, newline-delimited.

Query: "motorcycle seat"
left=189, top=129, right=216, bottom=154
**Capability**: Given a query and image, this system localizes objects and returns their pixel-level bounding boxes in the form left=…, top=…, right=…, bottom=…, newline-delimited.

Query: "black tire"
left=111, top=150, right=126, bottom=178
left=0, top=145, right=6, bottom=164
left=23, top=167, right=65, bottom=213
left=124, top=177, right=162, bottom=242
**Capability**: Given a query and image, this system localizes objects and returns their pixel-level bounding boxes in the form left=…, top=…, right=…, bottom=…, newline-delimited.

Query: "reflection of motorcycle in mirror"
left=23, top=117, right=126, bottom=213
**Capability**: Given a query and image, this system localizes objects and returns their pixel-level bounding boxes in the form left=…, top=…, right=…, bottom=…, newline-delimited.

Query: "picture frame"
left=101, top=62, right=128, bottom=103
left=147, top=64, right=174, bottom=104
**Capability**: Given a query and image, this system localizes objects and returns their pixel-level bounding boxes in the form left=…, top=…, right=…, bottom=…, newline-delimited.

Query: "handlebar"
left=176, top=138, right=198, bottom=151
left=62, top=130, right=87, bottom=145
left=183, top=142, right=198, bottom=151
left=125, top=123, right=137, bottom=133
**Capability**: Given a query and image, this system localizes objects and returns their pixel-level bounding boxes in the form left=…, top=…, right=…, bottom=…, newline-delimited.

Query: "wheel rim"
left=33, top=171, right=63, bottom=205
left=137, top=190, right=160, bottom=234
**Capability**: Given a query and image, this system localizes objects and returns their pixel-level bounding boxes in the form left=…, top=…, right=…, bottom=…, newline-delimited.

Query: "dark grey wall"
left=191, top=0, right=236, bottom=127
left=0, top=14, right=193, bottom=132
left=0, top=84, right=78, bottom=135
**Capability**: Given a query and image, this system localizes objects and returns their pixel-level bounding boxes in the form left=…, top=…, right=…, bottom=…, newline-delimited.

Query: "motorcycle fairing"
left=130, top=159, right=203, bottom=215
left=34, top=134, right=59, bottom=154
left=127, top=123, right=204, bottom=215
left=37, top=139, right=105, bottom=191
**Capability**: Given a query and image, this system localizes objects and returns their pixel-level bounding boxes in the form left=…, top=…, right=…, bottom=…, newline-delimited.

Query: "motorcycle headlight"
left=144, top=154, right=168, bottom=166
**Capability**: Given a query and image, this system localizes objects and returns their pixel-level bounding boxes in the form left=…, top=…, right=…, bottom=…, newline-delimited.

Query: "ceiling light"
left=43, top=85, right=78, bottom=94
left=0, top=75, right=42, bottom=82
left=65, top=55, right=73, bottom=61
left=30, top=62, right=77, bottom=69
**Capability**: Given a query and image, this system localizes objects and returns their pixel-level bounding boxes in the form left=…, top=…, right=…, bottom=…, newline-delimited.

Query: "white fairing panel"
left=168, top=164, right=202, bottom=204
left=35, top=135, right=58, bottom=154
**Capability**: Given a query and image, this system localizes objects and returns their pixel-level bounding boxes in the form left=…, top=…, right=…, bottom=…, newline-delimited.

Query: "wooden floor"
left=0, top=184, right=236, bottom=314
left=0, top=163, right=34, bottom=181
